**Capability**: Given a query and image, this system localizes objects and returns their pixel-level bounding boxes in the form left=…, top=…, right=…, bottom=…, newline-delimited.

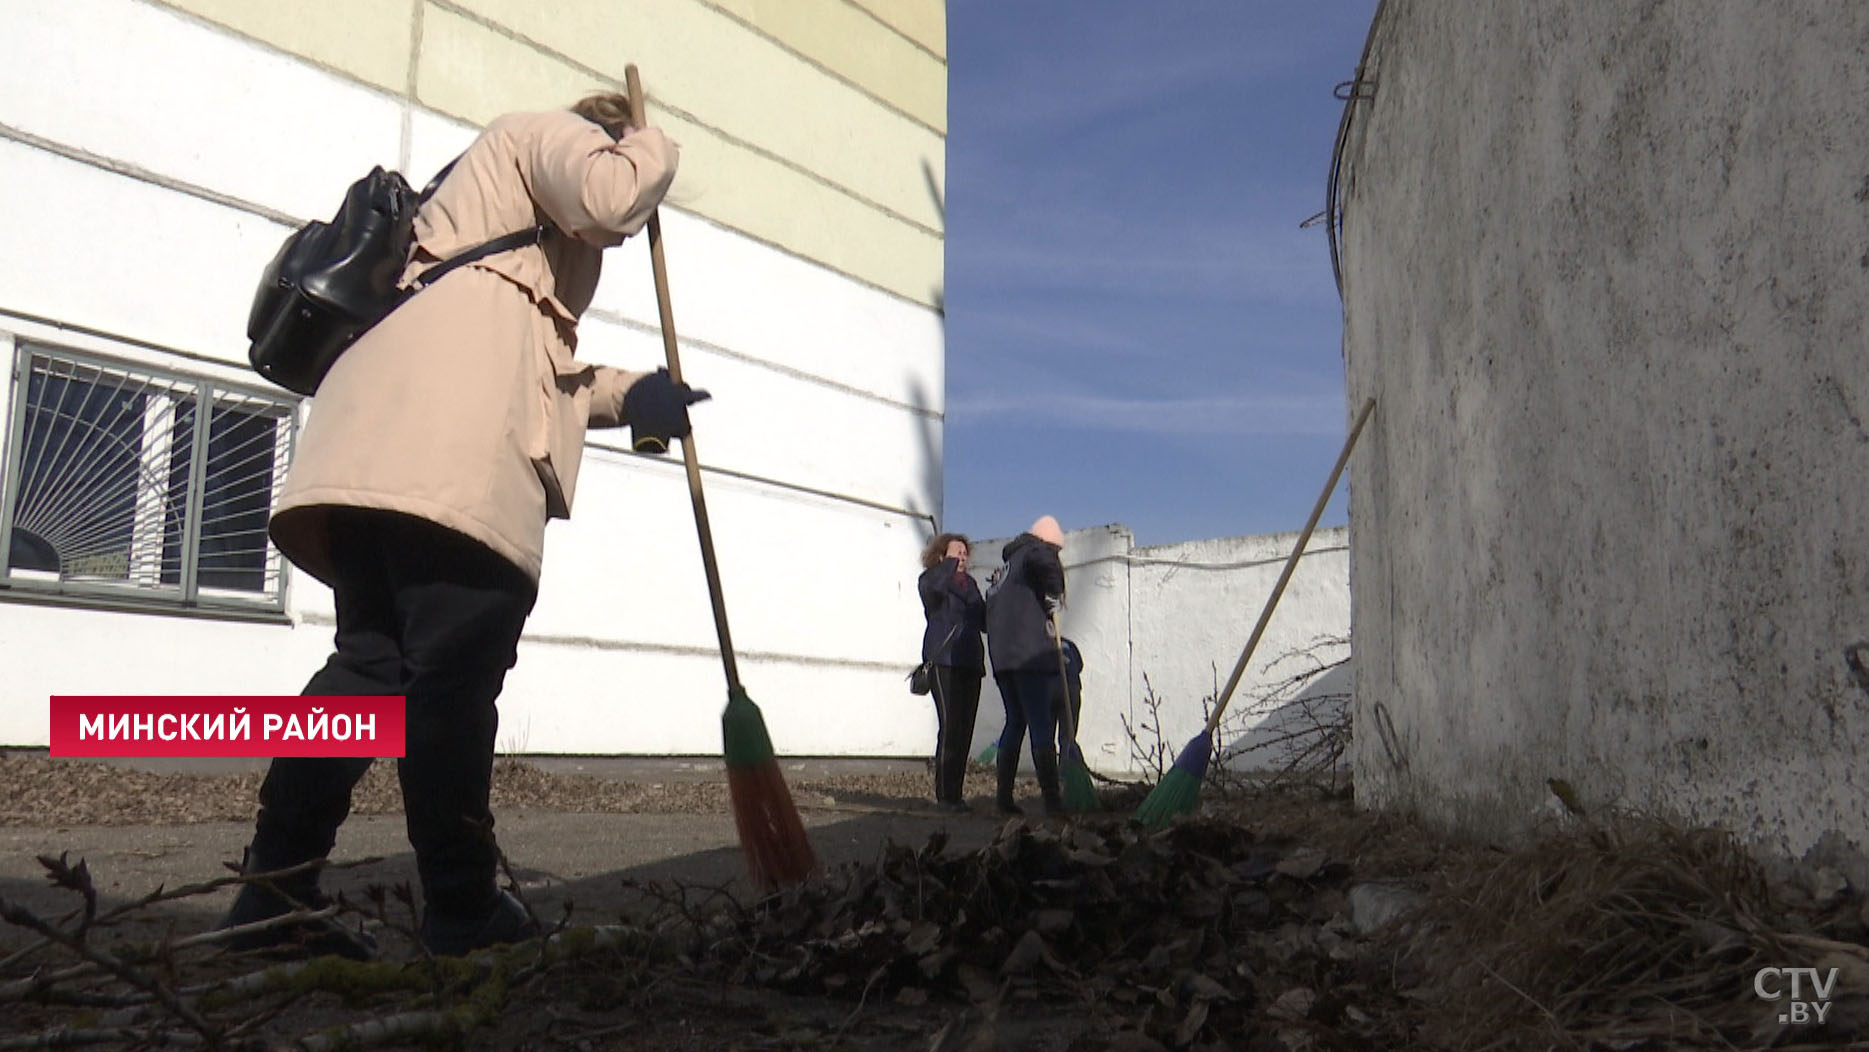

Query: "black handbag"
left=246, top=161, right=546, bottom=396
left=909, top=625, right=959, bottom=696
left=908, top=662, right=934, bottom=696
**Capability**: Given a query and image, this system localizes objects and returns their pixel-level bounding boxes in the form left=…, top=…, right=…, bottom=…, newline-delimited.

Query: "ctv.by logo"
left=1754, top=966, right=1838, bottom=1025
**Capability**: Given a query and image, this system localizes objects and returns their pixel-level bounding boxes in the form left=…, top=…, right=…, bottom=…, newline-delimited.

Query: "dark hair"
left=921, top=532, right=970, bottom=570
left=571, top=92, right=633, bottom=139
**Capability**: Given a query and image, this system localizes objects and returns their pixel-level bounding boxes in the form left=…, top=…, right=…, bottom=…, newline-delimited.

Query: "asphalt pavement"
left=0, top=756, right=1006, bottom=955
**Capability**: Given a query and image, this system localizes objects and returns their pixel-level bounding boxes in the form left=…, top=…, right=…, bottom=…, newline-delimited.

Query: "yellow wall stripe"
left=152, top=0, right=946, bottom=308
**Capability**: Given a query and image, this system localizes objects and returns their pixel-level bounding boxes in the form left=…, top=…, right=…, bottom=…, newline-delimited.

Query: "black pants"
left=930, top=666, right=982, bottom=803
left=248, top=510, right=536, bottom=917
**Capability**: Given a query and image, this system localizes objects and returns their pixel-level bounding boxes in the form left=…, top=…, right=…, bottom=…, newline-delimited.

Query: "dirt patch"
left=0, top=750, right=1025, bottom=827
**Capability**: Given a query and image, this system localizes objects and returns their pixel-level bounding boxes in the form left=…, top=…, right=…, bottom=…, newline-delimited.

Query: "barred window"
left=0, top=342, right=296, bottom=614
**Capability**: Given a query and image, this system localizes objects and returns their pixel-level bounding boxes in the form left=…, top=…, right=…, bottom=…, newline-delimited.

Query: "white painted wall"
left=1337, top=2, right=1869, bottom=877
left=0, top=0, right=942, bottom=755
left=961, top=525, right=1350, bottom=775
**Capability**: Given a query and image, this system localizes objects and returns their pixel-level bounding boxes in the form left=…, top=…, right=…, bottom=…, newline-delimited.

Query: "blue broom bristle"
left=1171, top=732, right=1213, bottom=781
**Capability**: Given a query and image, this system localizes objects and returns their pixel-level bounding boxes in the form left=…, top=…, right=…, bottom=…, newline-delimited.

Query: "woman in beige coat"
left=223, top=94, right=705, bottom=958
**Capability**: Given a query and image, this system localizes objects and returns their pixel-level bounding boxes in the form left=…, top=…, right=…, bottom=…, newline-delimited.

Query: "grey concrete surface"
left=1337, top=2, right=1869, bottom=878
left=0, top=757, right=1002, bottom=954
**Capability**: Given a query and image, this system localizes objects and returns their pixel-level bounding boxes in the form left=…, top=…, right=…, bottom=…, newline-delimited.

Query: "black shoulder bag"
left=909, top=625, right=960, bottom=696
left=245, top=158, right=548, bottom=396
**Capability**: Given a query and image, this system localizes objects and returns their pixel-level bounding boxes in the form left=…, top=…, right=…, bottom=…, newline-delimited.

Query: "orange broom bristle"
left=726, top=762, right=818, bottom=887
left=722, top=686, right=818, bottom=887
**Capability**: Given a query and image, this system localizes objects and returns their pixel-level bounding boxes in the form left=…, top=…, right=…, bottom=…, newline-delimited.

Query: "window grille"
left=0, top=342, right=296, bottom=613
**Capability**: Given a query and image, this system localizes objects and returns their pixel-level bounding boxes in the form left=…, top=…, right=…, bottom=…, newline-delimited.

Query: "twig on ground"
left=295, top=1007, right=480, bottom=1052
left=175, top=906, right=342, bottom=952
left=0, top=1026, right=207, bottom=1050
left=0, top=894, right=219, bottom=1044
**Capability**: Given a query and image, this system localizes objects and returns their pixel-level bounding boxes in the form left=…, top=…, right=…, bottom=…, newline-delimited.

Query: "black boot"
left=995, top=747, right=1023, bottom=815
left=219, top=852, right=375, bottom=960
left=220, top=755, right=376, bottom=960
left=1034, top=748, right=1065, bottom=816
left=420, top=889, right=540, bottom=956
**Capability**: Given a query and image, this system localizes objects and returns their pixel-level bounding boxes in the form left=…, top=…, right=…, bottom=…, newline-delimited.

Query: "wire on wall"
left=1324, top=0, right=1392, bottom=299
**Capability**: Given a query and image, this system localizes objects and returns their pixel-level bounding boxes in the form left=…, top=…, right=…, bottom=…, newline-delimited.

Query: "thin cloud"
left=947, top=388, right=1348, bottom=437
left=948, top=157, right=1336, bottom=307
left=951, top=226, right=1334, bottom=307
left=951, top=305, right=1150, bottom=357
left=972, top=43, right=1293, bottom=136
left=954, top=2, right=1357, bottom=136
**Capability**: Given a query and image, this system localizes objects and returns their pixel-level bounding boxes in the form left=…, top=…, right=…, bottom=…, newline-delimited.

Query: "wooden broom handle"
left=626, top=65, right=739, bottom=688
left=1203, top=397, right=1375, bottom=736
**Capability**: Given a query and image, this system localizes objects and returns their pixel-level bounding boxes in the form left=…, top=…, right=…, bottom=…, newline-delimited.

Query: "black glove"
left=624, top=367, right=710, bottom=454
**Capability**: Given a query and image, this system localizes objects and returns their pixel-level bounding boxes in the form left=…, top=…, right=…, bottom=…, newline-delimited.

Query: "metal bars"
left=0, top=342, right=294, bottom=613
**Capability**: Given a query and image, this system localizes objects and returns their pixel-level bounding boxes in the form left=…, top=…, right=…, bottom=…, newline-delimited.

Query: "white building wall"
left=964, top=525, right=1350, bottom=775
left=0, top=0, right=942, bottom=755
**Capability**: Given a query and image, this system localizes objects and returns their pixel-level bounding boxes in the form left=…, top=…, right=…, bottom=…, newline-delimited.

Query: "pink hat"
left=1028, top=515, right=1064, bottom=547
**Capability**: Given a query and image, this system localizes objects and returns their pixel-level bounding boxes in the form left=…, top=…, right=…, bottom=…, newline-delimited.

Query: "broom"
left=1050, top=614, right=1101, bottom=812
left=1133, top=397, right=1376, bottom=827
left=627, top=66, right=817, bottom=886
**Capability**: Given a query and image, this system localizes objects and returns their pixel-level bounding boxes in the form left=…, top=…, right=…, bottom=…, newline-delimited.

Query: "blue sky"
left=941, top=1, right=1378, bottom=548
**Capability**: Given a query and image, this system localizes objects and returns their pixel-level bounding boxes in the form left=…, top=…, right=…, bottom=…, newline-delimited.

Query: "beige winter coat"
left=269, top=110, right=679, bottom=586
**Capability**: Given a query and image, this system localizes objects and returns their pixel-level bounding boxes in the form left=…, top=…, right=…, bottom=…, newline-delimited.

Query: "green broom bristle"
left=973, top=742, right=999, bottom=766
left=1132, top=765, right=1203, bottom=827
left=722, top=687, right=817, bottom=887
left=1132, top=731, right=1214, bottom=827
left=1061, top=746, right=1100, bottom=813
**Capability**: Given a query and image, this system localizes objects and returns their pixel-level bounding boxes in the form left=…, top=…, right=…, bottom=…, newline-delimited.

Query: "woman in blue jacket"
left=917, top=533, right=987, bottom=811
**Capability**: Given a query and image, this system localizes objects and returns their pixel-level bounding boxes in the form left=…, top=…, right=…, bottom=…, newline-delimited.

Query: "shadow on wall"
left=891, top=156, right=950, bottom=764
left=904, top=374, right=943, bottom=539
left=907, top=156, right=947, bottom=539
left=1219, top=661, right=1353, bottom=778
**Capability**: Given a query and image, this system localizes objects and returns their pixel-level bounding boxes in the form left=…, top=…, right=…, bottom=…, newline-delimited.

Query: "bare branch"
left=0, top=894, right=220, bottom=1043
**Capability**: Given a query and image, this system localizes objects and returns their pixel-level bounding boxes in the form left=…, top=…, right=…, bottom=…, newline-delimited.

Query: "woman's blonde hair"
left=571, top=92, right=633, bottom=139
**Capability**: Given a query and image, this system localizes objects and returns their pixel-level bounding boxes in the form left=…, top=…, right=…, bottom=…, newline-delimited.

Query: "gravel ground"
left=0, top=749, right=1018, bottom=826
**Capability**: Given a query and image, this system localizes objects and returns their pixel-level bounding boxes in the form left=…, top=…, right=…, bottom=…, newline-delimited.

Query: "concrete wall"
left=1337, top=1, right=1869, bottom=872
left=963, top=525, right=1350, bottom=775
left=0, top=0, right=947, bottom=756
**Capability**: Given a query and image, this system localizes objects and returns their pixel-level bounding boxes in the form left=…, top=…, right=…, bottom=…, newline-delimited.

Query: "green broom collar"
left=722, top=686, right=776, bottom=770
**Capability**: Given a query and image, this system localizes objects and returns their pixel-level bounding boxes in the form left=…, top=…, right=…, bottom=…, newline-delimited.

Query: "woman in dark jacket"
left=984, top=515, right=1068, bottom=814
left=918, top=533, right=987, bottom=811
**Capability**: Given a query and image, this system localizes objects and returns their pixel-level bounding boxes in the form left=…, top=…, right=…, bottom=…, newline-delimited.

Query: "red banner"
left=48, top=696, right=406, bottom=758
